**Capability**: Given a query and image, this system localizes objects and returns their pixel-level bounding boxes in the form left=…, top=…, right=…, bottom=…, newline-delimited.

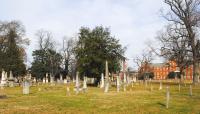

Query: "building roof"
left=149, top=63, right=167, bottom=68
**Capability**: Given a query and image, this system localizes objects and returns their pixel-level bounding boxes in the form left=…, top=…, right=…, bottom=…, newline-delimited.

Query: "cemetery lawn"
left=0, top=83, right=200, bottom=114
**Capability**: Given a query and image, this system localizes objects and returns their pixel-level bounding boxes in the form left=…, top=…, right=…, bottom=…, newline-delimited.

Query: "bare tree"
left=163, top=0, right=200, bottom=84
left=62, top=36, right=77, bottom=78
left=156, top=24, right=192, bottom=80
left=134, top=49, right=153, bottom=80
left=35, top=29, right=54, bottom=51
left=0, top=21, right=29, bottom=55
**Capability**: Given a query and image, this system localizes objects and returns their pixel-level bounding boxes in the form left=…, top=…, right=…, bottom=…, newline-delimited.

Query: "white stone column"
left=23, top=80, right=30, bottom=95
left=159, top=81, right=162, bottom=90
left=45, top=73, right=48, bottom=83
left=100, top=73, right=104, bottom=88
left=83, top=76, right=87, bottom=92
left=166, top=86, right=170, bottom=109
left=43, top=78, right=46, bottom=84
left=50, top=74, right=54, bottom=86
left=104, top=61, right=109, bottom=93
left=123, top=72, right=127, bottom=92
left=75, top=72, right=79, bottom=94
left=1, top=70, right=7, bottom=86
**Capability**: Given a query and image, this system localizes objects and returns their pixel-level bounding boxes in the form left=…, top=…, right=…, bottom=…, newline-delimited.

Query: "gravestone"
left=33, top=77, right=36, bottom=83
left=132, top=76, right=137, bottom=83
left=75, top=72, right=79, bottom=94
left=23, top=79, right=30, bottom=95
left=43, top=78, right=46, bottom=84
left=66, top=77, right=70, bottom=96
left=45, top=73, right=48, bottom=83
left=159, top=81, right=162, bottom=90
left=166, top=86, right=170, bottom=109
left=8, top=71, right=14, bottom=87
left=104, top=61, right=109, bottom=93
left=1, top=70, right=7, bottom=86
left=83, top=76, right=87, bottom=92
left=127, top=74, right=131, bottom=84
left=59, top=74, right=63, bottom=84
left=100, top=73, right=104, bottom=88
left=123, top=73, right=127, bottom=92
left=64, top=79, right=67, bottom=84
left=117, top=75, right=120, bottom=92
left=50, top=74, right=55, bottom=86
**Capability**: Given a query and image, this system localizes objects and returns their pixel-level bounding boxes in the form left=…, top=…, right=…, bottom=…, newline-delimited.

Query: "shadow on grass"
left=0, top=95, right=7, bottom=99
left=157, top=102, right=165, bottom=107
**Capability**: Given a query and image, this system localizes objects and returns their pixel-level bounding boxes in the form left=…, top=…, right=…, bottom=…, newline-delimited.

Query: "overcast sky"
left=0, top=0, right=169, bottom=69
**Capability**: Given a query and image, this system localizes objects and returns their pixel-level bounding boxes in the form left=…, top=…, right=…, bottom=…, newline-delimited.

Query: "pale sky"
left=0, top=0, right=168, bottom=69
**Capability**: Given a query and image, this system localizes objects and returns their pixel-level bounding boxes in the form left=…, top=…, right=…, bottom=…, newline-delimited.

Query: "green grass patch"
left=0, top=83, right=200, bottom=114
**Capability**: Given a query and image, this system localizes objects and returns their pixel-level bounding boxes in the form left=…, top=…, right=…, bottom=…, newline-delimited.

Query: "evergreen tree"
left=75, top=26, right=125, bottom=79
left=0, top=21, right=27, bottom=76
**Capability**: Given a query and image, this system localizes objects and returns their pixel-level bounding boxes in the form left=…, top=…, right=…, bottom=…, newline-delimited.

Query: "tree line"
left=0, top=21, right=125, bottom=82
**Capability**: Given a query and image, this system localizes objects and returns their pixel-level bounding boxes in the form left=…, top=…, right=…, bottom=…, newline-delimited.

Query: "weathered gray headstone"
left=166, top=86, right=170, bottom=109
left=83, top=76, right=87, bottom=92
left=100, top=73, right=104, bottom=88
left=23, top=80, right=30, bottom=95
left=104, top=61, right=109, bottom=93
left=127, top=73, right=131, bottom=84
left=8, top=71, right=14, bottom=87
left=50, top=74, right=55, bottom=86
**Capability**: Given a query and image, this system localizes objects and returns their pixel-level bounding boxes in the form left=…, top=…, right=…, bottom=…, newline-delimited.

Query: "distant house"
left=139, top=61, right=193, bottom=80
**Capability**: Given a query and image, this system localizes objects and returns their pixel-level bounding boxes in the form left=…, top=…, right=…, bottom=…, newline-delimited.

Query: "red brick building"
left=139, top=61, right=193, bottom=80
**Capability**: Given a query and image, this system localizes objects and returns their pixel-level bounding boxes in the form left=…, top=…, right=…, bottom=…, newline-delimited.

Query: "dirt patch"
left=0, top=95, right=7, bottom=99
